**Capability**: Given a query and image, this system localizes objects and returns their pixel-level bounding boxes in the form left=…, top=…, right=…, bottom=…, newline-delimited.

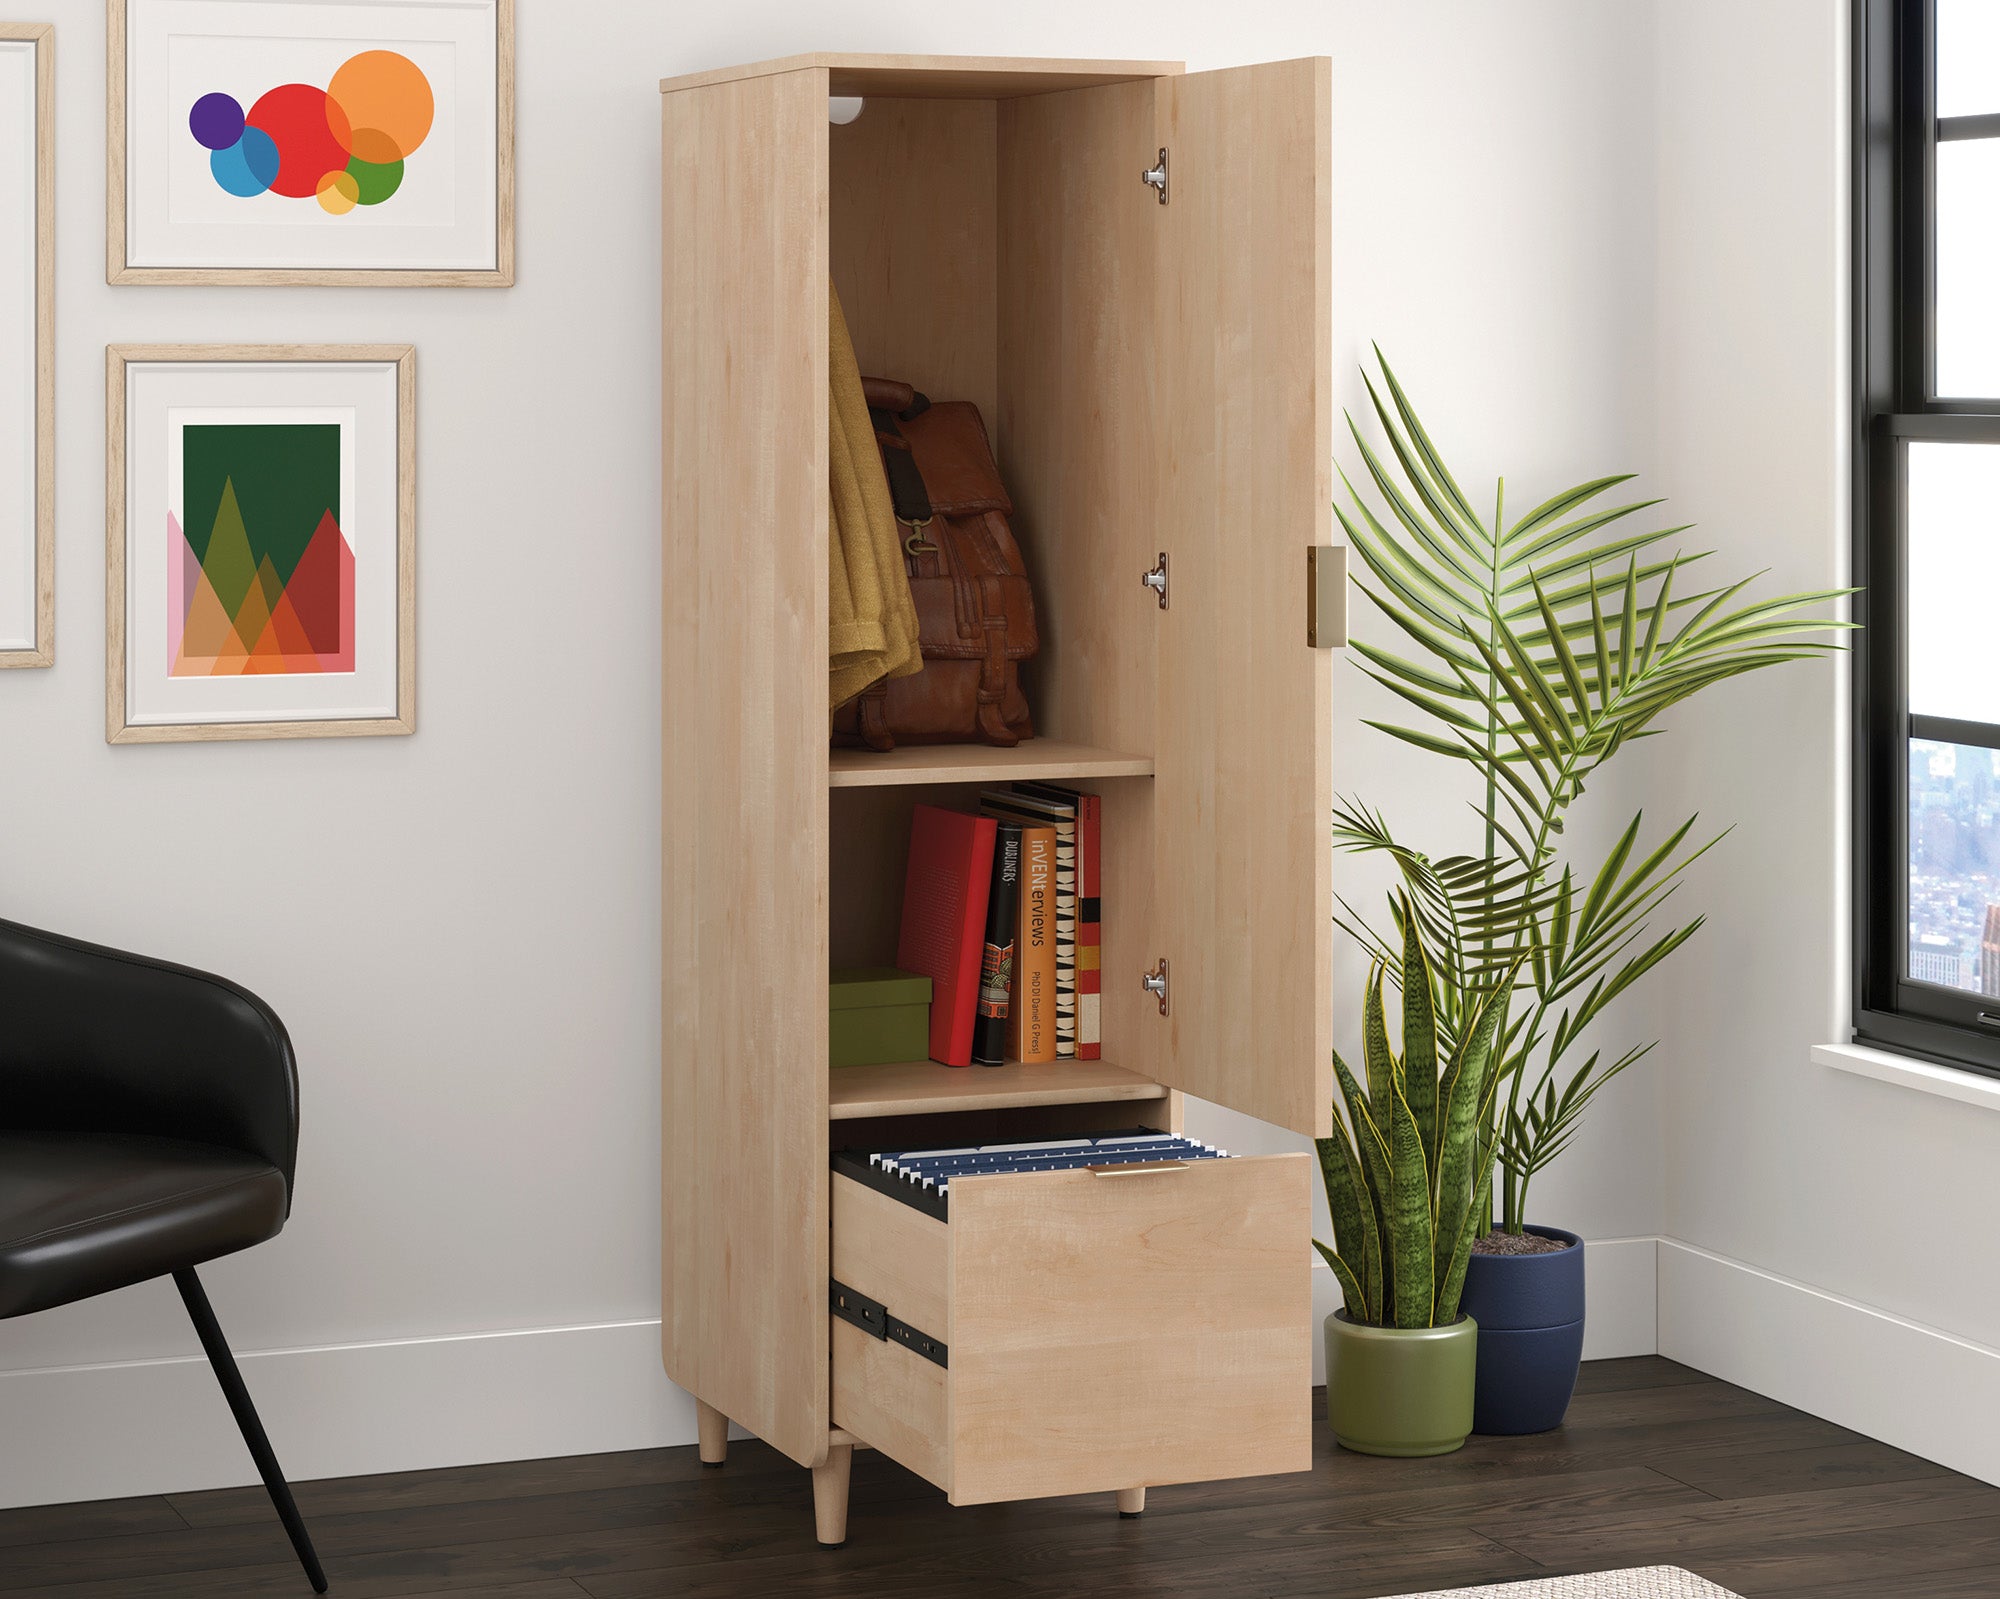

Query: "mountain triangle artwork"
left=170, top=422, right=354, bottom=676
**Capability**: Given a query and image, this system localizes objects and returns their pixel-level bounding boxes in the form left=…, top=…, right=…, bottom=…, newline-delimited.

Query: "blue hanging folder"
left=832, top=1131, right=1227, bottom=1220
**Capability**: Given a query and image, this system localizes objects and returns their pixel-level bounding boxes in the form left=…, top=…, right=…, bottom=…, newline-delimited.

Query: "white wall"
left=4, top=0, right=683, bottom=1508
left=1646, top=0, right=2000, bottom=1486
left=0, top=0, right=1669, bottom=1505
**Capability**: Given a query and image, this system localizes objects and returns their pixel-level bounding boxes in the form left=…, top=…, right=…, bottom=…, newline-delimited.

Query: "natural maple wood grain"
left=828, top=1058, right=1169, bottom=1119
left=828, top=739, right=1153, bottom=788
left=662, top=54, right=1183, bottom=99
left=830, top=1154, right=1308, bottom=1516
left=694, top=1402, right=727, bottom=1467
left=945, top=1152, right=1312, bottom=1505
left=831, top=1319, right=950, bottom=1494
left=995, top=78, right=1165, bottom=1092
left=105, top=0, right=514, bottom=286
left=659, top=66, right=831, bottom=1474
left=831, top=97, right=999, bottom=432
left=1149, top=59, right=1334, bottom=1138
left=104, top=344, right=416, bottom=743
left=811, top=1443, right=854, bottom=1546
left=0, top=23, right=52, bottom=668
left=831, top=1169, right=950, bottom=1336
left=826, top=1169, right=950, bottom=1513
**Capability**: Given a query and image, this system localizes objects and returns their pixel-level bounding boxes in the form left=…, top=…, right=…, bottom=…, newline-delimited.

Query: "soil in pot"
left=1471, top=1229, right=1571, bottom=1257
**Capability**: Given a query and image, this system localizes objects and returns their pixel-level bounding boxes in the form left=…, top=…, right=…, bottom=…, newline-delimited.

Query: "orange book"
left=1007, top=825, right=1058, bottom=1063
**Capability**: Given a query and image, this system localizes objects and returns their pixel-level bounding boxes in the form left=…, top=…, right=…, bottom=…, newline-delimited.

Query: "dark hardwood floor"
left=3, top=1358, right=1995, bottom=1599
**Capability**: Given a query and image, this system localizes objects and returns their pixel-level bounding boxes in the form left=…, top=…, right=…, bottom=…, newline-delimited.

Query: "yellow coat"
left=828, top=285, right=921, bottom=709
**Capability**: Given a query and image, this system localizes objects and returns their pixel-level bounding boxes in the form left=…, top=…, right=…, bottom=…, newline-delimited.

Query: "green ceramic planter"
left=1324, top=1310, right=1478, bottom=1457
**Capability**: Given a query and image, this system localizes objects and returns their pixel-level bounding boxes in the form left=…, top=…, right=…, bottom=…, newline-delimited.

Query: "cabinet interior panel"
left=831, top=98, right=999, bottom=436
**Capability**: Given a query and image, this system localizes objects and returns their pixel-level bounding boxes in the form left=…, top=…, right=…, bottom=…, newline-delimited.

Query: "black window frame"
left=1855, top=0, right=2000, bottom=1076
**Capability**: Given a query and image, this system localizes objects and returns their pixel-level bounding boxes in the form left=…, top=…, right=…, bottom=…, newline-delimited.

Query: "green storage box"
left=829, top=968, right=932, bottom=1067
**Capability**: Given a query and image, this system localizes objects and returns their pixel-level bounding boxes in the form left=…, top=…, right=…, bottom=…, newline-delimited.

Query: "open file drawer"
left=829, top=1141, right=1313, bottom=1505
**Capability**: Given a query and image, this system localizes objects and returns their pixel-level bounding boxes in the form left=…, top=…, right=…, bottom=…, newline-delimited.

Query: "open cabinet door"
left=1148, top=59, right=1333, bottom=1137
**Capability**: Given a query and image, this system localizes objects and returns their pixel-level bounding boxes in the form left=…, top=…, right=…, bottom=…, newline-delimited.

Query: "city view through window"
left=1909, top=738, right=2000, bottom=993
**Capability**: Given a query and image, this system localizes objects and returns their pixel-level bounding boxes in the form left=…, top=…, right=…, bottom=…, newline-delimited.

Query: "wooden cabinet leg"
left=813, top=1442, right=854, bottom=1547
left=1116, top=1486, right=1146, bottom=1518
left=696, top=1399, right=728, bottom=1468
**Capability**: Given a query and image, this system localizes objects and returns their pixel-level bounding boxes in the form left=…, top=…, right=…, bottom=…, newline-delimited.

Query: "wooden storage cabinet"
left=662, top=51, right=1333, bottom=1544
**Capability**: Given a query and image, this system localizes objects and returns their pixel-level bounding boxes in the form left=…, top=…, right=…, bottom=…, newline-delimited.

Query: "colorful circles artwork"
left=189, top=52, right=433, bottom=215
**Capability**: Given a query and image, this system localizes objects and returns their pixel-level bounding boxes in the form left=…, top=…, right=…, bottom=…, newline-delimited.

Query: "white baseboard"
left=1575, top=1236, right=1660, bottom=1358
left=1658, top=1238, right=2000, bottom=1488
left=1309, top=1235, right=1659, bottom=1382
left=0, top=1235, right=1666, bottom=1510
left=13, top=1241, right=1991, bottom=1512
left=0, top=1318, right=698, bottom=1510
left=21, top=1242, right=1988, bottom=1510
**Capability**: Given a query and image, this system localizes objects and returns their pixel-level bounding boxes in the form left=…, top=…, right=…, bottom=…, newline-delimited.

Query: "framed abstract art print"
left=107, top=345, right=415, bottom=743
left=1, top=23, right=52, bottom=667
left=108, top=0, right=513, bottom=285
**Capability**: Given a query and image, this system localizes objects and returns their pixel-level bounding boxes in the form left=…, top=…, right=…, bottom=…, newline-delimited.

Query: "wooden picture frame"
left=107, top=0, right=514, bottom=286
left=1, top=22, right=53, bottom=667
left=107, top=344, right=416, bottom=743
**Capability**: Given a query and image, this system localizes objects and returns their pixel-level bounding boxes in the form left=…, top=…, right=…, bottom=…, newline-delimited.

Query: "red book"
left=896, top=805, right=998, bottom=1067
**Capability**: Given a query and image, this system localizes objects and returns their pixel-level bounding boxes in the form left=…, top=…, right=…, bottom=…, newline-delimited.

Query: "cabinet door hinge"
left=1141, top=551, right=1169, bottom=609
left=1141, top=147, right=1169, bottom=204
left=1141, top=957, right=1170, bottom=1016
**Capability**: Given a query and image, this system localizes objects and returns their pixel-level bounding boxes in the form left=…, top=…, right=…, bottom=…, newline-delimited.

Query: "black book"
left=972, top=822, right=1024, bottom=1065
left=984, top=789, right=1077, bottom=1058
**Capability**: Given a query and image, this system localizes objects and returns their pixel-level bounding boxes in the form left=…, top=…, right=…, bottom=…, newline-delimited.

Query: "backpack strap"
left=867, top=387, right=936, bottom=548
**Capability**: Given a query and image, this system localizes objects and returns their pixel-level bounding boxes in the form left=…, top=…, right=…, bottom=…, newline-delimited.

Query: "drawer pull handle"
left=1085, top=1160, right=1191, bottom=1177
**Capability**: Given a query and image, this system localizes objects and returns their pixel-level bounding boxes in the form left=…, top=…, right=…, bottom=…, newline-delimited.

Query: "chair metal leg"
left=174, top=1268, right=328, bottom=1593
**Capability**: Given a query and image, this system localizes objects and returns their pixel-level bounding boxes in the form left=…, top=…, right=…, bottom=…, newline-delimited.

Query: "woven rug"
left=1386, top=1569, right=1742, bottom=1599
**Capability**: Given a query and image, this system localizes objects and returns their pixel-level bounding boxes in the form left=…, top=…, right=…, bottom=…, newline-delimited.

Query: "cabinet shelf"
left=829, top=1058, right=1169, bottom=1120
left=828, top=740, right=1153, bottom=789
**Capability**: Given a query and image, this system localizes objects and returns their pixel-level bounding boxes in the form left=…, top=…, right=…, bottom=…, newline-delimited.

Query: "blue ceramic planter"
left=1457, top=1224, right=1584, bottom=1435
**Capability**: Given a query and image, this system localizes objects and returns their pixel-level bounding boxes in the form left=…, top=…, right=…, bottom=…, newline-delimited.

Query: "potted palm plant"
left=1315, top=899, right=1515, bottom=1457
left=1327, top=351, right=1847, bottom=1435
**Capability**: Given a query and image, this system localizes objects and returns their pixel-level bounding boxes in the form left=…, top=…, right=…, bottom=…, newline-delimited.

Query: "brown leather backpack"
left=831, top=380, right=1039, bottom=750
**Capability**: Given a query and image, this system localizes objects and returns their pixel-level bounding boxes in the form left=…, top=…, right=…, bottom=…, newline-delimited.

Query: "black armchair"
left=0, top=918, right=326, bottom=1592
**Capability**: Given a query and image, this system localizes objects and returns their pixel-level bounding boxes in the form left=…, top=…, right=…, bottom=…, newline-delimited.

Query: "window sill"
left=1812, top=1042, right=2000, bottom=1113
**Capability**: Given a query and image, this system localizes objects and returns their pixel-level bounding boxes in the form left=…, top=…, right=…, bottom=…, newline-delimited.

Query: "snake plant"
left=1315, top=898, right=1514, bottom=1328
left=1329, top=350, right=1850, bottom=1236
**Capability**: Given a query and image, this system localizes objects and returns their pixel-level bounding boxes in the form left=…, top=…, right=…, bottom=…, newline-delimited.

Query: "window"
left=1855, top=0, right=2000, bottom=1073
